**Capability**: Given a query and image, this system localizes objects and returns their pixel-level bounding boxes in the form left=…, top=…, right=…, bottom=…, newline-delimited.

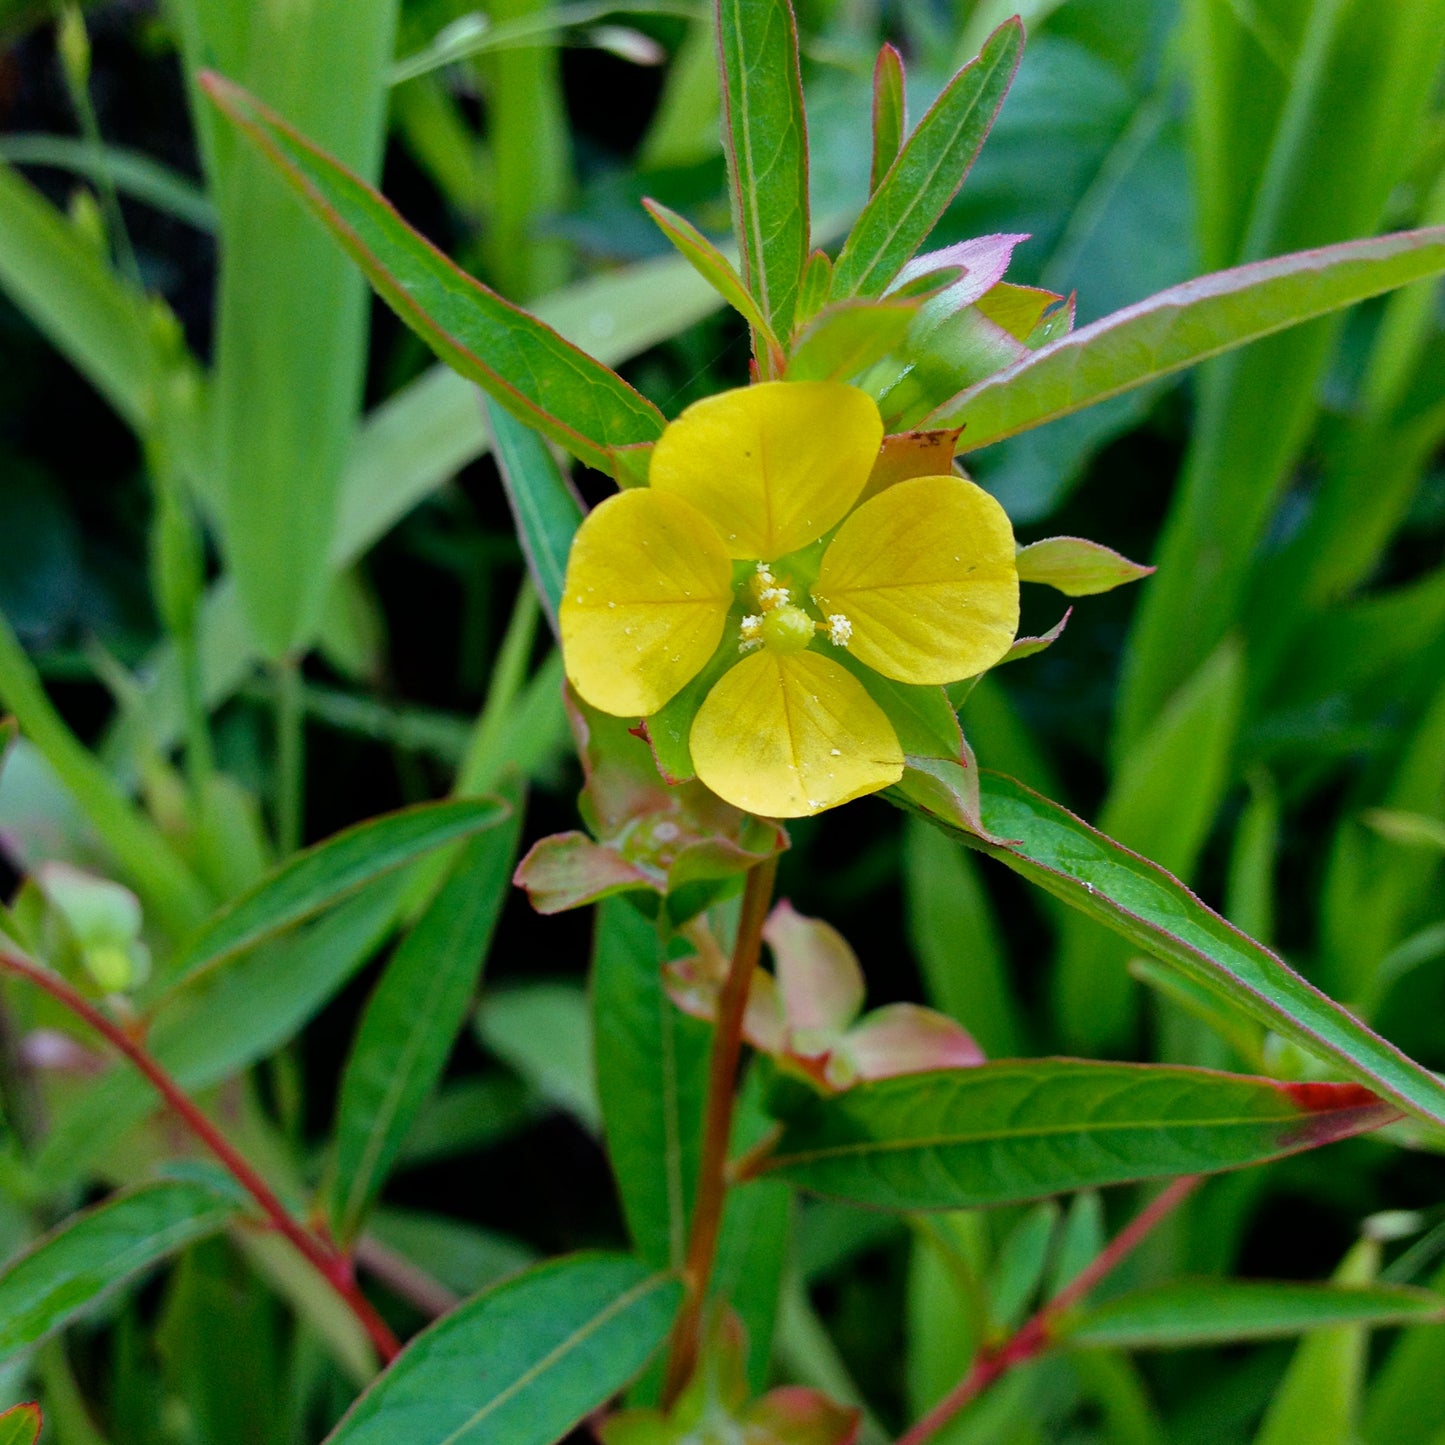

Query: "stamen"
left=825, top=613, right=853, bottom=647
left=738, top=613, right=763, bottom=653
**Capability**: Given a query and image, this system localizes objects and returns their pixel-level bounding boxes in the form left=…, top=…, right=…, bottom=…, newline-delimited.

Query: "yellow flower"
left=559, top=381, right=1019, bottom=818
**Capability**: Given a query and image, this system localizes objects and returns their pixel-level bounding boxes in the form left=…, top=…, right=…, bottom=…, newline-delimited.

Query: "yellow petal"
left=560, top=489, right=733, bottom=716
left=690, top=650, right=903, bottom=818
left=812, top=475, right=1018, bottom=685
left=649, top=381, right=883, bottom=560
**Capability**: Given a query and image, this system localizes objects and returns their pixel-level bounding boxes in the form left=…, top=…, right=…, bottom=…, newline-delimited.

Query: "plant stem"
left=894, top=1175, right=1200, bottom=1445
left=0, top=946, right=401, bottom=1364
left=660, top=855, right=778, bottom=1405
left=274, top=655, right=305, bottom=855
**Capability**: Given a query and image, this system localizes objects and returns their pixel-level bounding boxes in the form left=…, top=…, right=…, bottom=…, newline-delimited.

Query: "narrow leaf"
left=870, top=43, right=906, bottom=194
left=330, top=792, right=524, bottom=1242
left=1016, top=536, right=1154, bottom=596
left=483, top=398, right=585, bottom=629
left=643, top=198, right=780, bottom=357
left=752, top=1062, right=1392, bottom=1210
left=935, top=226, right=1445, bottom=450
left=167, top=797, right=509, bottom=993
left=945, top=773, right=1445, bottom=1131
left=200, top=72, right=665, bottom=478
left=592, top=899, right=709, bottom=1272
left=0, top=1404, right=41, bottom=1445
left=1068, top=1279, right=1445, bottom=1350
left=323, top=1254, right=681, bottom=1445
left=0, top=1181, right=239, bottom=1365
left=716, top=0, right=810, bottom=338
left=831, top=19, right=1023, bottom=299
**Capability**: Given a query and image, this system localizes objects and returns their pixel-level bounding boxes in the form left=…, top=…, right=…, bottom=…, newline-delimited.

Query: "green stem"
left=273, top=655, right=305, bottom=855
left=660, top=855, right=779, bottom=1405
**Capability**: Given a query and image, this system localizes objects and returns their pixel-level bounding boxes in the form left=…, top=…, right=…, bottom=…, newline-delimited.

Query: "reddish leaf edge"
left=198, top=71, right=665, bottom=477
left=933, top=224, right=1445, bottom=449
left=957, top=771, right=1445, bottom=1133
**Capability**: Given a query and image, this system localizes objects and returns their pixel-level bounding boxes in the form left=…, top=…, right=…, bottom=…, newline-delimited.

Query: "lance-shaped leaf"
left=643, top=198, right=781, bottom=363
left=0, top=1181, right=240, bottom=1365
left=329, top=790, right=524, bottom=1243
left=927, top=773, right=1445, bottom=1132
left=1016, top=536, right=1154, bottom=596
left=165, top=796, right=509, bottom=994
left=935, top=226, right=1445, bottom=450
left=831, top=20, right=1023, bottom=300
left=200, top=73, right=665, bottom=478
left=716, top=0, right=810, bottom=339
left=0, top=1404, right=41, bottom=1445
left=323, top=1254, right=680, bottom=1445
left=1065, top=1279, right=1445, bottom=1350
left=870, top=43, right=905, bottom=194
left=749, top=1062, right=1393, bottom=1210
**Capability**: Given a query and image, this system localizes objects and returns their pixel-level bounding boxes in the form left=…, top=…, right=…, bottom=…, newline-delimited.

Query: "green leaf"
left=936, top=226, right=1445, bottom=450
left=0, top=133, right=214, bottom=230
left=477, top=984, right=600, bottom=1131
left=368, top=1208, right=537, bottom=1299
left=0, top=1404, right=41, bottom=1445
left=951, top=773, right=1445, bottom=1131
left=1053, top=642, right=1243, bottom=1053
left=0, top=159, right=163, bottom=432
left=593, top=899, right=709, bottom=1272
left=1067, top=1279, right=1445, bottom=1350
left=785, top=298, right=918, bottom=383
left=869, top=43, right=906, bottom=194
left=483, top=398, right=585, bottom=631
left=0, top=1181, right=239, bottom=1366
left=830, top=18, right=1023, bottom=300
left=642, top=198, right=781, bottom=358
left=716, top=0, right=810, bottom=339
left=751, top=1062, right=1392, bottom=1210
left=330, top=791, right=525, bottom=1242
left=323, top=1254, right=680, bottom=1445
left=166, top=797, right=508, bottom=994
left=1015, top=536, right=1154, bottom=596
left=1364, top=1260, right=1445, bottom=1445
left=1253, top=1240, right=1380, bottom=1445
left=200, top=73, right=665, bottom=480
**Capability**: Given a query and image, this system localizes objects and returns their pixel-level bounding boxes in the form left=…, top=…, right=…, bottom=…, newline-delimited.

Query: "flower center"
left=737, top=560, right=853, bottom=655
left=759, top=604, right=815, bottom=653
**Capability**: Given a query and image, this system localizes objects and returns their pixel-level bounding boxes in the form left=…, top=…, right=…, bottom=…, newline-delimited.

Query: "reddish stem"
left=0, top=948, right=400, bottom=1363
left=894, top=1174, right=1200, bottom=1445
left=660, top=855, right=778, bottom=1405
